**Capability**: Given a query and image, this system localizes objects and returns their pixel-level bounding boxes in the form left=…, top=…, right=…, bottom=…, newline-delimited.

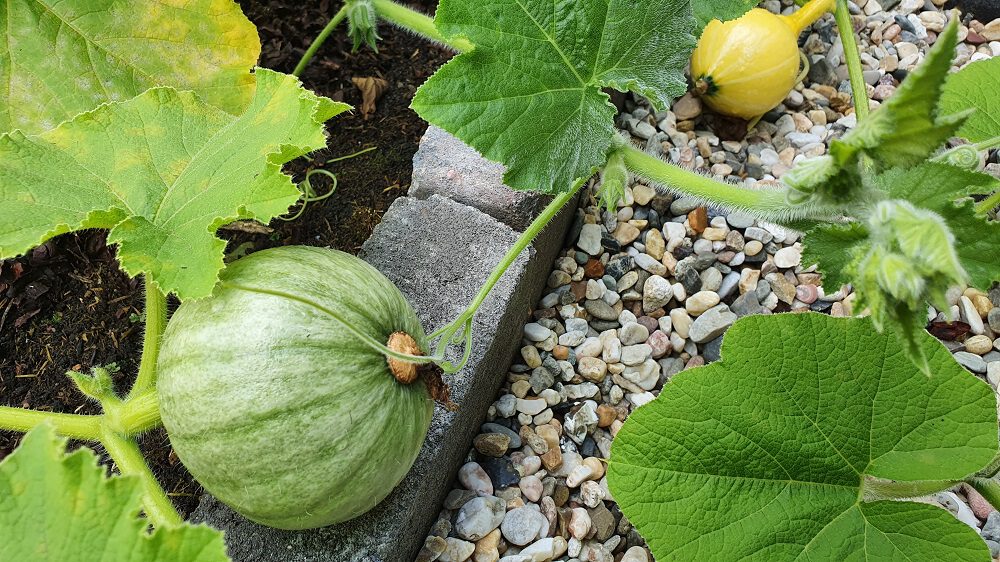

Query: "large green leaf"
left=0, top=68, right=347, bottom=300
left=411, top=0, right=697, bottom=194
left=609, top=313, right=997, bottom=561
left=941, top=57, right=1000, bottom=143
left=0, top=0, right=260, bottom=135
left=0, top=425, right=229, bottom=562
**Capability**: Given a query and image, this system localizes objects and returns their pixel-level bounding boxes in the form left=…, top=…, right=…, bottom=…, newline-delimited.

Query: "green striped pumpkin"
left=157, top=246, right=433, bottom=530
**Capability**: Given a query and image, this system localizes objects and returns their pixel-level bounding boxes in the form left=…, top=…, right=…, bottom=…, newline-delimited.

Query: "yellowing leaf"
left=0, top=69, right=348, bottom=300
left=0, top=425, right=229, bottom=562
left=0, top=0, right=260, bottom=134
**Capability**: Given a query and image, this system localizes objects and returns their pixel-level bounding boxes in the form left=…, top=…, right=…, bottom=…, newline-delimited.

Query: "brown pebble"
left=473, top=433, right=510, bottom=457
left=584, top=259, right=605, bottom=279
left=552, top=484, right=570, bottom=507
left=970, top=294, right=993, bottom=318
left=570, top=281, right=587, bottom=301
left=533, top=308, right=558, bottom=320
left=519, top=426, right=549, bottom=455
left=963, top=483, right=997, bottom=520
left=597, top=404, right=617, bottom=428
left=541, top=448, right=562, bottom=472
left=552, top=345, right=569, bottom=360
left=688, top=207, right=708, bottom=234
left=685, top=355, right=706, bottom=369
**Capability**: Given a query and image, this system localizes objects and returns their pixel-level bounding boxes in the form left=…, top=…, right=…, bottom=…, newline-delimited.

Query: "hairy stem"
left=128, top=278, right=166, bottom=400
left=101, top=428, right=182, bottom=527
left=293, top=5, right=350, bottom=76
left=968, top=477, right=1000, bottom=511
left=834, top=0, right=869, bottom=121
left=111, top=391, right=162, bottom=436
left=429, top=180, right=584, bottom=369
left=0, top=407, right=102, bottom=441
left=974, top=136, right=1000, bottom=152
left=371, top=0, right=473, bottom=52
left=620, top=145, right=834, bottom=224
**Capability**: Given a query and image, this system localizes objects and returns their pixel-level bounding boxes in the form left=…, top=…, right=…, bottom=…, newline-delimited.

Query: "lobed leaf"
left=0, top=425, right=229, bottom=562
left=0, top=68, right=348, bottom=300
left=411, top=0, right=697, bottom=194
left=800, top=221, right=868, bottom=290
left=940, top=57, right=1000, bottom=143
left=842, top=15, right=964, bottom=169
left=0, top=0, right=260, bottom=135
left=608, top=313, right=996, bottom=561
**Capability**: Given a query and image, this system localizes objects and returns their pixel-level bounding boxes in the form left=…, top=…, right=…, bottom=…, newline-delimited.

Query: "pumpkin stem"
left=387, top=332, right=422, bottom=384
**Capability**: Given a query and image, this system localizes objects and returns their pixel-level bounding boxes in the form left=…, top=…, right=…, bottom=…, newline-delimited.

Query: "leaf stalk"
left=619, top=145, right=837, bottom=224
left=371, top=0, right=473, bottom=52
left=100, top=427, right=182, bottom=527
left=968, top=477, right=1000, bottom=512
left=129, top=277, right=166, bottom=399
left=428, top=179, right=584, bottom=370
left=834, top=0, right=870, bottom=121
left=0, top=407, right=103, bottom=441
left=862, top=476, right=962, bottom=500
left=293, top=5, right=350, bottom=76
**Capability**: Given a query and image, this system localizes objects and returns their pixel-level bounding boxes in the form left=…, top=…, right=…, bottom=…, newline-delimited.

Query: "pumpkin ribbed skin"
left=157, top=246, right=432, bottom=530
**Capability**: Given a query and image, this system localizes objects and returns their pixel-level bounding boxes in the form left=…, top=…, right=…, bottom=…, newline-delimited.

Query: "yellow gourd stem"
left=783, top=0, right=835, bottom=35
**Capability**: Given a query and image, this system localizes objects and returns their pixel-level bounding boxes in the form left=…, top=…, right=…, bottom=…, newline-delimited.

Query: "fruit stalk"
left=784, top=0, right=834, bottom=34
left=113, top=391, right=163, bottom=435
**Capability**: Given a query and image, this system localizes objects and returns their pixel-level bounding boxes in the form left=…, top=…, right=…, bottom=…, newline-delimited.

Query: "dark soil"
left=0, top=0, right=448, bottom=517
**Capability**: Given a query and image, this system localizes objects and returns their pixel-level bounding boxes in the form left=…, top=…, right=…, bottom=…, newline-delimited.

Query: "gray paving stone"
left=409, top=126, right=553, bottom=230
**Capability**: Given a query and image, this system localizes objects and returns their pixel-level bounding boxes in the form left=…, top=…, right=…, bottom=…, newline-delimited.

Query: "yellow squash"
left=691, top=0, right=834, bottom=120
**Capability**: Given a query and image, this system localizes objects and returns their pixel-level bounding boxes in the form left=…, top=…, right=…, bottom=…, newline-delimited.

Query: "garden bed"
left=0, top=0, right=449, bottom=516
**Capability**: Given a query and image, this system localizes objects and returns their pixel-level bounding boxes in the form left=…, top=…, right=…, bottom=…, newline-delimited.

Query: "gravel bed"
left=418, top=1, right=1000, bottom=560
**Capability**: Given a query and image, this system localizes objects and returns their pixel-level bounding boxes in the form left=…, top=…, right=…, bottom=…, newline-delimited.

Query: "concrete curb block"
left=410, top=126, right=553, bottom=231
left=191, top=132, right=577, bottom=561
